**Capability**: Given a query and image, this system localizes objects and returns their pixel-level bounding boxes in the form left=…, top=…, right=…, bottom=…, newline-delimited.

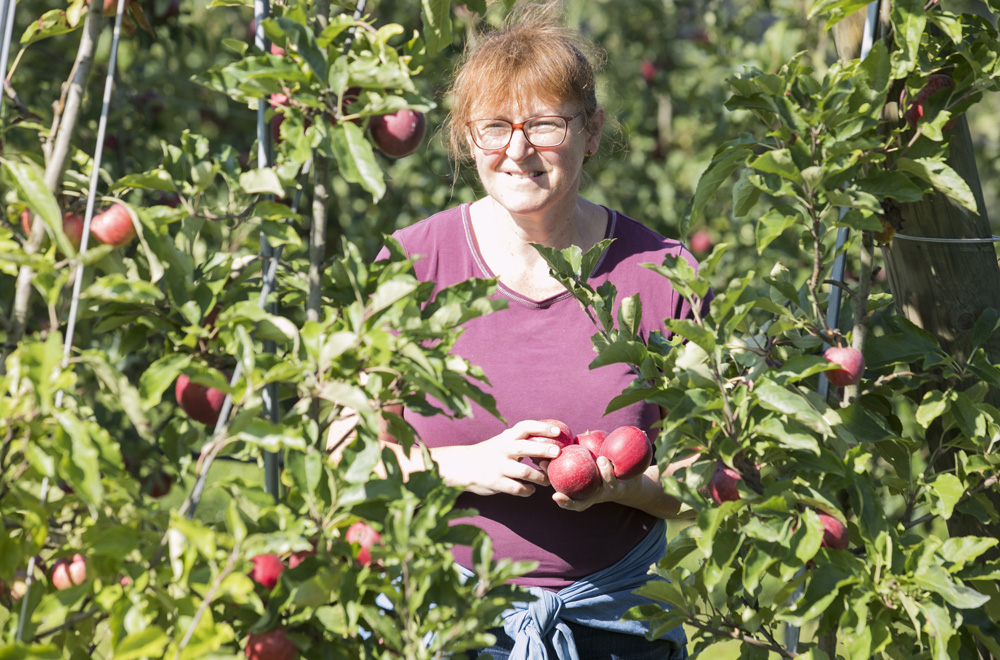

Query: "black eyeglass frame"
left=465, top=112, right=584, bottom=150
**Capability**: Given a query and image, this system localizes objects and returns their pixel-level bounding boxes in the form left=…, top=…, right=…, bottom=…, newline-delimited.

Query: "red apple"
left=143, top=470, right=173, bottom=498
left=270, top=42, right=285, bottom=57
left=575, top=429, right=607, bottom=458
left=548, top=445, right=601, bottom=500
left=369, top=108, right=425, bottom=158
left=21, top=210, right=85, bottom=251
left=245, top=628, right=297, bottom=660
left=345, top=521, right=381, bottom=567
left=287, top=549, right=315, bottom=569
left=51, top=554, right=87, bottom=590
left=903, top=73, right=956, bottom=130
left=599, top=426, right=653, bottom=480
left=90, top=203, right=137, bottom=248
left=529, top=419, right=574, bottom=449
left=250, top=553, right=284, bottom=590
left=689, top=229, right=713, bottom=255
left=818, top=512, right=849, bottom=550
left=823, top=346, right=864, bottom=388
left=709, top=461, right=741, bottom=504
left=175, top=372, right=229, bottom=426
left=640, top=60, right=656, bottom=86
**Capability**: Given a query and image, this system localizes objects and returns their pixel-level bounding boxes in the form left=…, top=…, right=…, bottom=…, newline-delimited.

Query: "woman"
left=370, top=6, right=701, bottom=659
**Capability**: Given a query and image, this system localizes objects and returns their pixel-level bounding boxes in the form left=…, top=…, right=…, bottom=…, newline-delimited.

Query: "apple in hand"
left=345, top=521, right=382, bottom=567
left=245, top=628, right=297, bottom=660
left=51, top=554, right=87, bottom=590
left=529, top=419, right=574, bottom=448
left=250, top=553, right=285, bottom=590
left=708, top=461, right=741, bottom=504
left=175, top=372, right=229, bottom=426
left=90, top=203, right=137, bottom=248
left=369, top=108, right=426, bottom=158
left=599, top=426, right=653, bottom=480
left=823, top=346, right=864, bottom=388
left=818, top=512, right=849, bottom=550
left=21, top=210, right=86, bottom=251
left=548, top=445, right=601, bottom=500
left=575, top=429, right=607, bottom=458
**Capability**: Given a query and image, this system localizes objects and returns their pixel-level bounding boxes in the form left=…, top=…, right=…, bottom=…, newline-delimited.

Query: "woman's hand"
left=548, top=453, right=696, bottom=518
left=548, top=455, right=645, bottom=511
left=429, top=420, right=565, bottom=497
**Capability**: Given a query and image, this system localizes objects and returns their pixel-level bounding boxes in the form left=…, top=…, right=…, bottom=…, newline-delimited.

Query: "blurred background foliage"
left=6, top=0, right=999, bottom=285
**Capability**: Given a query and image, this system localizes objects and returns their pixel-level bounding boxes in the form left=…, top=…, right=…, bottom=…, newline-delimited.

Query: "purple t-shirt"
left=380, top=203, right=700, bottom=590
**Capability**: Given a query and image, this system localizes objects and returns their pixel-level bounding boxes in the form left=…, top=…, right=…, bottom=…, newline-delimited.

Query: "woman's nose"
left=504, top=128, right=535, bottom=159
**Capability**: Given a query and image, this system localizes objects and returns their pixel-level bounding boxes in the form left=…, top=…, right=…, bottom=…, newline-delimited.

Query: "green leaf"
left=914, top=565, right=989, bottom=609
left=750, top=149, right=803, bottom=184
left=20, top=8, right=76, bottom=45
left=686, top=137, right=754, bottom=227
left=928, top=473, right=964, bottom=520
left=895, top=157, right=978, bottom=213
left=421, top=0, right=453, bottom=56
left=755, top=206, right=800, bottom=253
left=114, top=625, right=170, bottom=660
left=331, top=122, right=386, bottom=201
left=755, top=380, right=833, bottom=436
left=808, top=0, right=878, bottom=32
left=140, top=354, right=192, bottom=409
left=3, top=160, right=76, bottom=257
left=239, top=168, right=284, bottom=195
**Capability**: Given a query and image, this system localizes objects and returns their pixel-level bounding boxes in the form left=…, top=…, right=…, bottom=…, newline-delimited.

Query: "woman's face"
left=468, top=97, right=602, bottom=221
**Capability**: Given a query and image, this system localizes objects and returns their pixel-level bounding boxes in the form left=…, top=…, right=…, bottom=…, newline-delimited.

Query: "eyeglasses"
left=466, top=112, right=583, bottom=150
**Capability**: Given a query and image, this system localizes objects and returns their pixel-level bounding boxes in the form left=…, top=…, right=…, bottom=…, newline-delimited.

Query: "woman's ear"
left=586, top=106, right=606, bottom=156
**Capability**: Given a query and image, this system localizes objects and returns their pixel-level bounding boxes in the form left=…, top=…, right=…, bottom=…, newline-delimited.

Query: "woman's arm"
left=328, top=405, right=566, bottom=497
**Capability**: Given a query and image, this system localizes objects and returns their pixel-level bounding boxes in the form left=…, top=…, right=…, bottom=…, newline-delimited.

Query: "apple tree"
left=537, top=1, right=1000, bottom=657
left=0, top=0, right=535, bottom=658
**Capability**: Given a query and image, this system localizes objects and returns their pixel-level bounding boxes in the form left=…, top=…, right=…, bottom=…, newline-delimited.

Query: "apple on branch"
left=90, top=203, right=137, bottom=248
left=51, top=554, right=87, bottom=590
left=369, top=108, right=426, bottom=158
left=598, top=425, right=653, bottom=480
left=818, top=512, right=849, bottom=550
left=708, top=460, right=741, bottom=504
left=245, top=628, right=297, bottom=660
left=902, top=73, right=957, bottom=131
left=823, top=346, right=864, bottom=388
left=345, top=521, right=382, bottom=567
left=175, top=371, right=229, bottom=426
left=250, top=553, right=285, bottom=590
left=21, top=209, right=85, bottom=252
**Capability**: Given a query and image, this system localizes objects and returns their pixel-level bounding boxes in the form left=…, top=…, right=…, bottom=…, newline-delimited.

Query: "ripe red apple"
left=708, top=461, right=741, bottom=504
left=818, top=512, right=849, bottom=550
left=529, top=419, right=574, bottom=448
left=640, top=60, right=656, bottom=86
left=575, top=429, right=607, bottom=458
left=903, top=73, right=956, bottom=131
left=175, top=372, right=229, bottom=426
left=51, top=554, right=87, bottom=590
left=369, top=108, right=426, bottom=158
left=245, top=628, right=297, bottom=660
left=548, top=445, right=602, bottom=500
left=689, top=228, right=713, bottom=255
left=21, top=210, right=85, bottom=251
left=143, top=470, right=173, bottom=498
left=599, top=426, right=653, bottom=480
left=287, top=549, right=315, bottom=569
left=823, top=346, right=864, bottom=388
left=345, top=521, right=382, bottom=567
left=90, top=203, right=137, bottom=248
left=250, top=554, right=285, bottom=590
